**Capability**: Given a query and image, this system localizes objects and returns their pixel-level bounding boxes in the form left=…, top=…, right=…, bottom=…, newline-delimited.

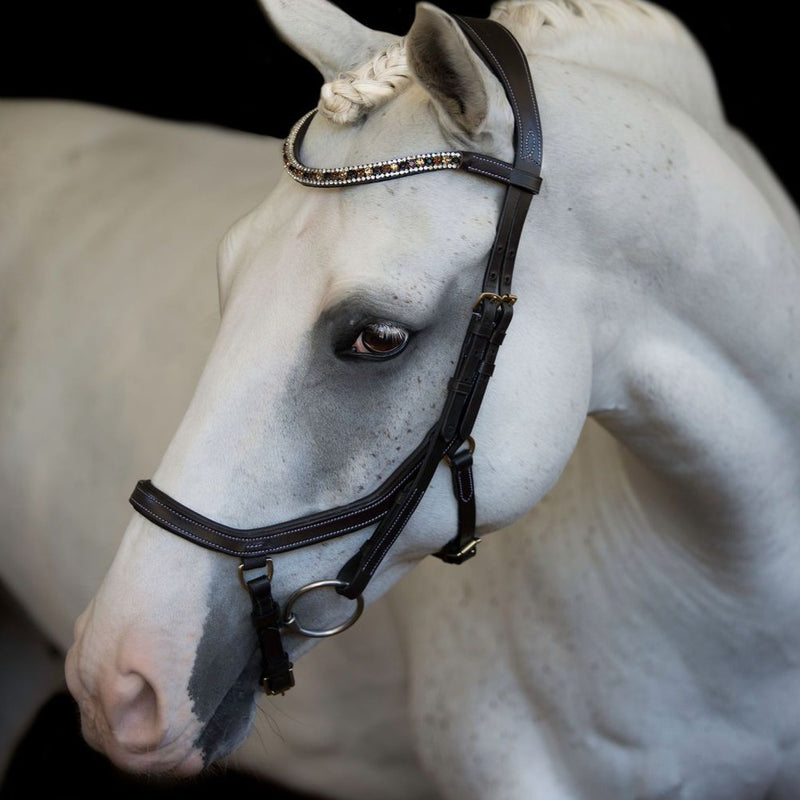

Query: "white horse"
left=3, top=0, right=800, bottom=797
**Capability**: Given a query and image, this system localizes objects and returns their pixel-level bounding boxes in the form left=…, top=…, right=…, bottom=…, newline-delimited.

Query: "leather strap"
left=336, top=15, right=543, bottom=596
left=460, top=152, right=542, bottom=192
left=129, top=433, right=429, bottom=557
left=245, top=573, right=295, bottom=694
left=436, top=446, right=480, bottom=564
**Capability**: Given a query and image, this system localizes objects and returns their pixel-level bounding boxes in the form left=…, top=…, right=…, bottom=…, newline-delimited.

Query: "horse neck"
left=500, top=0, right=800, bottom=245
left=584, top=183, right=800, bottom=571
left=494, top=0, right=726, bottom=136
left=518, top=19, right=800, bottom=568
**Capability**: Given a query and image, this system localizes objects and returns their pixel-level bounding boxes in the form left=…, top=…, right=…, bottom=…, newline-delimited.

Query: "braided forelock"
left=318, top=39, right=411, bottom=125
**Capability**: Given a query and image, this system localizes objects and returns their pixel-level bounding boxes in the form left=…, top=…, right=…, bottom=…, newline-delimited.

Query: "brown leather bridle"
left=130, top=15, right=543, bottom=695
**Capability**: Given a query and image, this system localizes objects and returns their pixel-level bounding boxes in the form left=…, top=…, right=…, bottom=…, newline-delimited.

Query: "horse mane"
left=318, top=0, right=691, bottom=125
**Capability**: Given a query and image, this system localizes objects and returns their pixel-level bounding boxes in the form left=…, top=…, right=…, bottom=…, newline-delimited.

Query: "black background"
left=1, top=0, right=796, bottom=203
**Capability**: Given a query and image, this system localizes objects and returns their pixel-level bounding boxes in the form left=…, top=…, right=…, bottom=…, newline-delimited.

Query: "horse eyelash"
left=336, top=321, right=411, bottom=360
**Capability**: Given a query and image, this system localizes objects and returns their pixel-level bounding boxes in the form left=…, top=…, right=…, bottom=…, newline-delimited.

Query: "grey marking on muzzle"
left=190, top=569, right=262, bottom=762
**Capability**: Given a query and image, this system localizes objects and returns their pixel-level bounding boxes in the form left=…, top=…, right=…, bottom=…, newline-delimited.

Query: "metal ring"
left=238, top=558, right=273, bottom=592
left=442, top=436, right=476, bottom=467
left=281, top=579, right=364, bottom=638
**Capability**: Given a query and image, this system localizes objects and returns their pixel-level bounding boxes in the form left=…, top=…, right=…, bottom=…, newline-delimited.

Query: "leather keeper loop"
left=448, top=377, right=474, bottom=396
left=461, top=152, right=543, bottom=192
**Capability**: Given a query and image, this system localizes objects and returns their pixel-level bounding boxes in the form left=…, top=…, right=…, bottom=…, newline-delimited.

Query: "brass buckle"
left=473, top=292, right=517, bottom=310
left=238, top=558, right=274, bottom=591
left=442, top=436, right=475, bottom=467
left=452, top=537, right=481, bottom=561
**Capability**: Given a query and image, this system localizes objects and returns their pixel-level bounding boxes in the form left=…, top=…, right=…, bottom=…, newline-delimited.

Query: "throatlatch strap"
left=437, top=447, right=479, bottom=564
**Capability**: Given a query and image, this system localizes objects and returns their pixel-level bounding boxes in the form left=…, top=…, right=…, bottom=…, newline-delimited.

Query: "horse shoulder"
left=388, top=419, right=797, bottom=798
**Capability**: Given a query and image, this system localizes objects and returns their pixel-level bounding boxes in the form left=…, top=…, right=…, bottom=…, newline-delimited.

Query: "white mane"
left=318, top=0, right=692, bottom=125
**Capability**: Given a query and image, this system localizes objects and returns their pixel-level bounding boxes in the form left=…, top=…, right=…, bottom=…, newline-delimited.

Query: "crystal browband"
left=283, top=109, right=463, bottom=188
left=283, top=109, right=543, bottom=194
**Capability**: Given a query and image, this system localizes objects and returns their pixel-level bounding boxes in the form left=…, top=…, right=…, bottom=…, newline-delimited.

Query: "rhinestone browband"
left=283, top=109, right=463, bottom=188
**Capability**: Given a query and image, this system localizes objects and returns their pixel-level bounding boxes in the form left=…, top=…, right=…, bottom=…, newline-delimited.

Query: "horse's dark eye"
left=346, top=322, right=409, bottom=359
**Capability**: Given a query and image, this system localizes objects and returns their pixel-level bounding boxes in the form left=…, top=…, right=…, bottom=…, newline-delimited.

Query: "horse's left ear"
left=406, top=3, right=511, bottom=144
left=258, top=0, right=397, bottom=82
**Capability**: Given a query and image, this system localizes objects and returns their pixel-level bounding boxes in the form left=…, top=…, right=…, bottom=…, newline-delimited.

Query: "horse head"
left=65, top=0, right=592, bottom=775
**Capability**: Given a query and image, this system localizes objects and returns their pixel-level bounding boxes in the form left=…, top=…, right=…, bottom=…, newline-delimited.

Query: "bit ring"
left=281, top=579, right=364, bottom=638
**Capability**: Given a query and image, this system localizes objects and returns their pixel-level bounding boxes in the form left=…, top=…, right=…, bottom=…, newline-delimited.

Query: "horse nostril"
left=104, top=671, right=164, bottom=750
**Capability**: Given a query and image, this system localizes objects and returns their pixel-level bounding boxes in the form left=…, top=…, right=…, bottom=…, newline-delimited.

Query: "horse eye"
left=346, top=322, right=409, bottom=359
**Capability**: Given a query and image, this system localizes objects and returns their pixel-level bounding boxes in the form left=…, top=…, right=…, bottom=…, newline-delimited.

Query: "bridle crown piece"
left=129, top=14, right=543, bottom=696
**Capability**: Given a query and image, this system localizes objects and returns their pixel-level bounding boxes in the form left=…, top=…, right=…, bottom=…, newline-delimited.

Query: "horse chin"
left=77, top=708, right=206, bottom=778
left=104, top=746, right=207, bottom=780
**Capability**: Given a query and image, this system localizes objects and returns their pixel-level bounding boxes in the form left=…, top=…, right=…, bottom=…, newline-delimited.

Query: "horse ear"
left=406, top=3, right=510, bottom=143
left=258, top=0, right=397, bottom=82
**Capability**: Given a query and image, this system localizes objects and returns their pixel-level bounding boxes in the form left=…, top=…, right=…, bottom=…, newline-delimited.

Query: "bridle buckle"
left=437, top=536, right=482, bottom=564
left=263, top=665, right=295, bottom=695
left=473, top=292, right=517, bottom=310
